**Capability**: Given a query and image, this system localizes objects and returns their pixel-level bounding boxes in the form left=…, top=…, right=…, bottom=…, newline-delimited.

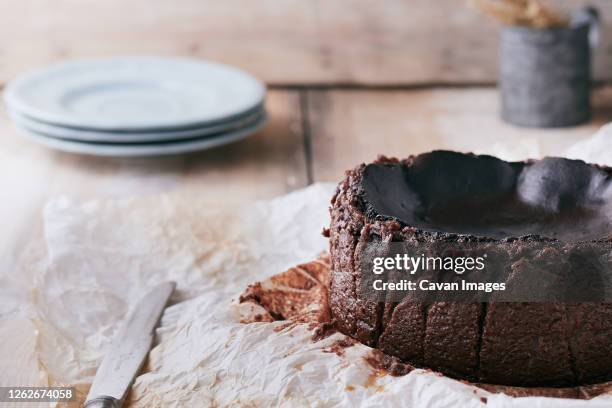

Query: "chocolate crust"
left=329, top=150, right=612, bottom=387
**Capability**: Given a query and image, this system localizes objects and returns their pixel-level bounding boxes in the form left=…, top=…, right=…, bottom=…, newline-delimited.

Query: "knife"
left=84, top=281, right=175, bottom=408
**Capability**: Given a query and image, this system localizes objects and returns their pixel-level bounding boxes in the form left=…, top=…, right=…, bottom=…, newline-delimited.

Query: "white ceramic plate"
left=4, top=57, right=266, bottom=131
left=8, top=105, right=265, bottom=143
left=14, top=114, right=267, bottom=157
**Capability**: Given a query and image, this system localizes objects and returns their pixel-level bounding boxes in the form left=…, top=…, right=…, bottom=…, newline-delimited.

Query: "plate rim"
left=14, top=113, right=268, bottom=157
left=4, top=56, right=266, bottom=131
left=8, top=105, right=266, bottom=143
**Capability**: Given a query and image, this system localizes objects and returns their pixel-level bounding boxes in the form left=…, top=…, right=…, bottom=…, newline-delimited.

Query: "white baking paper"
left=564, top=123, right=612, bottom=167
left=28, top=138, right=612, bottom=407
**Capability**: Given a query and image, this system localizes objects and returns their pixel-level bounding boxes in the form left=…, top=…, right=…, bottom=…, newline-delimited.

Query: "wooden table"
left=2, top=85, right=612, bottom=393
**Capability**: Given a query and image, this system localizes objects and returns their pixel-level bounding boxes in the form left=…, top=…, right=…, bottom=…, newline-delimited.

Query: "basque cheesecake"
left=328, top=150, right=612, bottom=387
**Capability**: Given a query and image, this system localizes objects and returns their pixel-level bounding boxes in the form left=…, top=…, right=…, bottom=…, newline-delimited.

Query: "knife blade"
left=84, top=281, right=175, bottom=408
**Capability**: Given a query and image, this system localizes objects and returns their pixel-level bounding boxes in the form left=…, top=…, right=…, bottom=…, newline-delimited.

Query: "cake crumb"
left=364, top=349, right=414, bottom=377
left=322, top=337, right=357, bottom=356
left=311, top=321, right=337, bottom=341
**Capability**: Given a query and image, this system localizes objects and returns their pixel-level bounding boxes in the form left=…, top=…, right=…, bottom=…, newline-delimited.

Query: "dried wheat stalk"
left=469, top=0, right=569, bottom=28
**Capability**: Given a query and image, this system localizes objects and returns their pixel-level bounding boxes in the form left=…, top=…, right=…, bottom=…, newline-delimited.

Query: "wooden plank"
left=0, top=318, right=47, bottom=408
left=0, top=318, right=46, bottom=387
left=1, top=0, right=612, bottom=85
left=307, top=86, right=612, bottom=182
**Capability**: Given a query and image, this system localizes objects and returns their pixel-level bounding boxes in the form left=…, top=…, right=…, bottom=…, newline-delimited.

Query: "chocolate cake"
left=329, top=150, right=612, bottom=387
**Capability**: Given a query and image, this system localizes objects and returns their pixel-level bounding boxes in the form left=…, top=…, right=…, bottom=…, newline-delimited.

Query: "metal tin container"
left=499, top=8, right=599, bottom=128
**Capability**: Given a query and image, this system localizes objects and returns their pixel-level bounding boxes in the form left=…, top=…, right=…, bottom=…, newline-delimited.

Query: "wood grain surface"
left=306, top=87, right=612, bottom=181
left=1, top=0, right=612, bottom=86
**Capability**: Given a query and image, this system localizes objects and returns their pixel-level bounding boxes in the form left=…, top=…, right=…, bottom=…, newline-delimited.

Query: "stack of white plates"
left=3, top=57, right=267, bottom=157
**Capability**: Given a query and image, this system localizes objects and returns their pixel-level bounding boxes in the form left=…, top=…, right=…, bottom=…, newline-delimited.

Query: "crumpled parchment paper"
left=565, top=123, right=612, bottom=167
left=28, top=129, right=612, bottom=407
left=31, top=184, right=333, bottom=403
